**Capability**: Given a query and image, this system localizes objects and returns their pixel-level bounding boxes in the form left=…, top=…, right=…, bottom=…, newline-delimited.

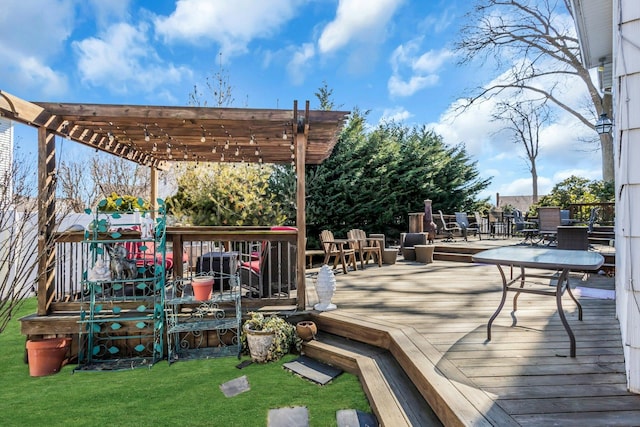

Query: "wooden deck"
left=302, top=239, right=638, bottom=426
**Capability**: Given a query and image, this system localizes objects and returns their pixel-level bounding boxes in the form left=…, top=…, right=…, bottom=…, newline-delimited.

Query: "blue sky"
left=0, top=0, right=603, bottom=204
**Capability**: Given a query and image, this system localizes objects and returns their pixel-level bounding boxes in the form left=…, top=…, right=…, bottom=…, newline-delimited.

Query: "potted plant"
left=241, top=312, right=302, bottom=363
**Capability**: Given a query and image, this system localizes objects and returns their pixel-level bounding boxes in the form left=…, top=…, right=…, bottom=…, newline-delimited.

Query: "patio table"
left=472, top=247, right=604, bottom=357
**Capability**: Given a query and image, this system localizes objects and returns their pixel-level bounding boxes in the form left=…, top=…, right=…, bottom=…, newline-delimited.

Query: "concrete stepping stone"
left=219, top=375, right=250, bottom=397
left=268, top=406, right=309, bottom=427
left=336, top=409, right=378, bottom=427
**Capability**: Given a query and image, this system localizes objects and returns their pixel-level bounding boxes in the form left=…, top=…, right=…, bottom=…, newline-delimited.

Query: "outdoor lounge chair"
left=319, top=230, right=357, bottom=274
left=455, top=212, right=479, bottom=241
left=438, top=210, right=461, bottom=242
left=347, top=229, right=382, bottom=268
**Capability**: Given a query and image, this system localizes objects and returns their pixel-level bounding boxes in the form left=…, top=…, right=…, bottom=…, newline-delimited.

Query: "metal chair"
left=455, top=212, right=479, bottom=241
left=438, top=210, right=461, bottom=242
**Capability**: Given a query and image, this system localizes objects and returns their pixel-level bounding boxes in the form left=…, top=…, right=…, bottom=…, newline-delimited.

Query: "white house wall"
left=614, top=0, right=640, bottom=393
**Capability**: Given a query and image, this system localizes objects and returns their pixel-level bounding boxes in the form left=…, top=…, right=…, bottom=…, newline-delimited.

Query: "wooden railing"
left=48, top=227, right=301, bottom=314
left=568, top=202, right=615, bottom=226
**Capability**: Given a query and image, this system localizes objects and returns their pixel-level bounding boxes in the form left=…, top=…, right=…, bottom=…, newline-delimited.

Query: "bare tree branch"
left=454, top=0, right=613, bottom=181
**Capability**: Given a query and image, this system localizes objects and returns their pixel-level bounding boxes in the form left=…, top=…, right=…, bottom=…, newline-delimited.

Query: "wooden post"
left=150, top=167, right=158, bottom=215
left=37, top=127, right=56, bottom=315
left=295, top=101, right=308, bottom=311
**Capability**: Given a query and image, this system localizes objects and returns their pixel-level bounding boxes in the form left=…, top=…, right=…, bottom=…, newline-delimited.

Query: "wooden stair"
left=302, top=332, right=442, bottom=427
left=305, top=311, right=513, bottom=426
left=589, top=225, right=615, bottom=246
left=432, top=244, right=482, bottom=263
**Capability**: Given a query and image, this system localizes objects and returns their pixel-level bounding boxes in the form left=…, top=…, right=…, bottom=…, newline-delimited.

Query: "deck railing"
left=49, top=227, right=300, bottom=313
left=568, top=202, right=615, bottom=226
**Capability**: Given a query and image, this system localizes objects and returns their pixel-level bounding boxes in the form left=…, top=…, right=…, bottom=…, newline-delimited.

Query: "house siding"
left=614, top=0, right=640, bottom=393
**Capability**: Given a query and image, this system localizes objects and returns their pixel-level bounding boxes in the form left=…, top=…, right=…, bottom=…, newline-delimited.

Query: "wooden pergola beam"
left=1, top=89, right=349, bottom=314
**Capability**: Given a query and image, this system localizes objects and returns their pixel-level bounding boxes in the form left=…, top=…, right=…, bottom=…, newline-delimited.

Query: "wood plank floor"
left=304, top=241, right=639, bottom=426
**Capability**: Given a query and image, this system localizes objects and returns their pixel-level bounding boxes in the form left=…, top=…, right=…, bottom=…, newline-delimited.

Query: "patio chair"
left=488, top=208, right=508, bottom=238
left=319, top=230, right=357, bottom=274
left=347, top=229, right=382, bottom=268
left=400, top=232, right=427, bottom=261
left=239, top=226, right=297, bottom=297
left=537, top=206, right=562, bottom=245
left=438, top=210, right=461, bottom=242
left=474, top=212, right=491, bottom=239
left=454, top=212, right=479, bottom=241
left=512, top=209, right=538, bottom=244
left=587, top=207, right=600, bottom=234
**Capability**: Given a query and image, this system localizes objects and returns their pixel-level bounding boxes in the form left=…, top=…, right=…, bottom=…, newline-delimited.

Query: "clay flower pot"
left=191, top=276, right=214, bottom=301
left=244, top=325, right=275, bottom=363
left=296, top=321, right=317, bottom=341
left=26, top=337, right=71, bottom=377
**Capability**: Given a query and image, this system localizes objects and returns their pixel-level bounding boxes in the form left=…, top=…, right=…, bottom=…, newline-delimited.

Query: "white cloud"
left=318, top=0, right=404, bottom=54
left=154, top=0, right=301, bottom=56
left=388, top=39, right=454, bottom=97
left=380, top=107, right=413, bottom=123
left=418, top=8, right=455, bottom=34
left=0, top=0, right=74, bottom=97
left=286, top=43, right=316, bottom=85
left=73, top=22, right=191, bottom=95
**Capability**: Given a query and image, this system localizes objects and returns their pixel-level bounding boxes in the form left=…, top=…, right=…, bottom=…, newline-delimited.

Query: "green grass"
left=0, top=300, right=371, bottom=426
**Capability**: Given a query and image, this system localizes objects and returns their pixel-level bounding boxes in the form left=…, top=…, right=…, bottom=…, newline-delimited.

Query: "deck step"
left=302, top=333, right=441, bottom=427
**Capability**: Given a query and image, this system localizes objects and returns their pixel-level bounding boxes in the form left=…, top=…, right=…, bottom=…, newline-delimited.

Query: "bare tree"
left=455, top=0, right=613, bottom=182
left=90, top=154, right=150, bottom=202
left=492, top=99, right=551, bottom=202
left=0, top=150, right=66, bottom=333
left=57, top=153, right=151, bottom=211
left=57, top=160, right=96, bottom=211
left=189, top=52, right=235, bottom=108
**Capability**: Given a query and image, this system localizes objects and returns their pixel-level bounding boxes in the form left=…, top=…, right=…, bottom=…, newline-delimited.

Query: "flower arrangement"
left=241, top=312, right=302, bottom=362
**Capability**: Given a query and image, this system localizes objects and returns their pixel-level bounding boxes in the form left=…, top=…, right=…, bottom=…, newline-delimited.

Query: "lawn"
left=0, top=299, right=371, bottom=426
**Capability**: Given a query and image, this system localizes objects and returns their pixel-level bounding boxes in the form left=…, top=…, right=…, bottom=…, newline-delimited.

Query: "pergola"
left=0, top=89, right=349, bottom=310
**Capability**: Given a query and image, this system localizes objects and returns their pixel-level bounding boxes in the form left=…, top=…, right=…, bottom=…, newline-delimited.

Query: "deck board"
left=306, top=241, right=639, bottom=426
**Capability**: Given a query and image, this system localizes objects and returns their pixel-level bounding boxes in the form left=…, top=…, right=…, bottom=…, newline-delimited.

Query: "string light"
left=211, top=146, right=217, bottom=153
left=200, top=127, right=206, bottom=143
left=152, top=142, right=157, bottom=152
left=282, top=128, right=287, bottom=140
left=144, top=127, right=150, bottom=142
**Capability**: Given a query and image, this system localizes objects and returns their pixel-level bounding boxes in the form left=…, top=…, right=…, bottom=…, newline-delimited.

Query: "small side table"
left=382, top=248, right=398, bottom=265
left=414, top=245, right=434, bottom=264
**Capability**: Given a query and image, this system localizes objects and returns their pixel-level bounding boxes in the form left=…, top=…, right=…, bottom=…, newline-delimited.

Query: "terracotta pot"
left=244, top=325, right=275, bottom=363
left=26, top=337, right=71, bottom=377
left=191, top=276, right=214, bottom=301
left=296, top=321, right=317, bottom=341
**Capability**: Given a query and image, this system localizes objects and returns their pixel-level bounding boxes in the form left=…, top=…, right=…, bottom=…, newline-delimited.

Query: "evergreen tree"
left=305, top=117, right=490, bottom=245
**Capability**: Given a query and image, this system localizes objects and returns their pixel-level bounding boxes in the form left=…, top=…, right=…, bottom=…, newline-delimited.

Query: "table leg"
left=555, top=268, right=578, bottom=357
left=487, top=264, right=509, bottom=341
left=512, top=266, right=526, bottom=312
